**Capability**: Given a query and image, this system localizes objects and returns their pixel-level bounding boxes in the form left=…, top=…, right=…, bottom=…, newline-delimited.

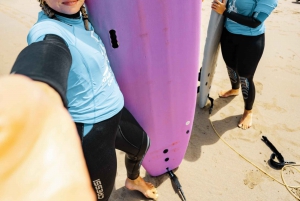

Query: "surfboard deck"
left=199, top=9, right=224, bottom=108
left=85, top=0, right=201, bottom=176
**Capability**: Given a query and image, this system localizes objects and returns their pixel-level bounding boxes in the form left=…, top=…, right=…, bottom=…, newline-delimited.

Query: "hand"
left=211, top=0, right=227, bottom=15
left=0, top=75, right=95, bottom=201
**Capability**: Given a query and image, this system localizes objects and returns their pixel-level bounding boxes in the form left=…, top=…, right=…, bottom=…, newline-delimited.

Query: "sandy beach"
left=0, top=0, right=299, bottom=200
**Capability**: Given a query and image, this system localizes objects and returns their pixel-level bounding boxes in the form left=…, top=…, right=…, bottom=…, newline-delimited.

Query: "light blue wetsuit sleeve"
left=253, top=0, right=278, bottom=22
left=253, top=12, right=269, bottom=23
left=27, top=20, right=67, bottom=45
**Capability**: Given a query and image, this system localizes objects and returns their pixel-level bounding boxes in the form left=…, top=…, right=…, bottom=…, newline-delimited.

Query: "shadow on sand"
left=184, top=94, right=241, bottom=162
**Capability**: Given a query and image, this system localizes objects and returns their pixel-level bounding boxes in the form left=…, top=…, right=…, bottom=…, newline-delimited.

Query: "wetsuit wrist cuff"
left=223, top=10, right=230, bottom=17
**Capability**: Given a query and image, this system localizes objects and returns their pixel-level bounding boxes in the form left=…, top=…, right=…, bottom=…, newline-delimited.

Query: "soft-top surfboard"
left=85, top=0, right=201, bottom=176
left=199, top=8, right=224, bottom=108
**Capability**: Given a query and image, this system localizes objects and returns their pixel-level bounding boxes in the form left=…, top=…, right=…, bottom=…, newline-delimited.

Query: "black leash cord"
left=167, top=168, right=187, bottom=201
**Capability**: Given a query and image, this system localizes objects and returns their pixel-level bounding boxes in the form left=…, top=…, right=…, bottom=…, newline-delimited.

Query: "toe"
left=218, top=91, right=226, bottom=98
left=145, top=191, right=158, bottom=200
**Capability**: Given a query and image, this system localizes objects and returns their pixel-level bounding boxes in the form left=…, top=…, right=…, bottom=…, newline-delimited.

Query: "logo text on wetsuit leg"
left=93, top=179, right=104, bottom=199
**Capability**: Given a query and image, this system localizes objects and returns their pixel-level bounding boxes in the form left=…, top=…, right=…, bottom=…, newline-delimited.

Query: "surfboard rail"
left=198, top=9, right=224, bottom=108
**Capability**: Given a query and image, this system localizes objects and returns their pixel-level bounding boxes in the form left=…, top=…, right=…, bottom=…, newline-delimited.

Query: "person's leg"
left=115, top=107, right=158, bottom=200
left=0, top=75, right=95, bottom=201
left=219, top=28, right=240, bottom=97
left=235, top=33, right=265, bottom=129
left=78, top=111, right=122, bottom=201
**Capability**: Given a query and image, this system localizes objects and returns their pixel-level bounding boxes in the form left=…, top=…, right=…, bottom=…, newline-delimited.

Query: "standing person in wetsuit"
left=212, top=0, right=277, bottom=129
left=12, top=0, right=158, bottom=200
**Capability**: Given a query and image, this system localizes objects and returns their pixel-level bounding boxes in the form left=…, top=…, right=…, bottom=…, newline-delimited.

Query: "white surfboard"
left=199, top=9, right=224, bottom=108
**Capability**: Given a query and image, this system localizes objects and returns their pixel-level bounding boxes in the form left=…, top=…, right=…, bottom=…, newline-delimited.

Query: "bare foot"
left=218, top=89, right=239, bottom=98
left=125, top=176, right=158, bottom=200
left=238, top=109, right=253, bottom=130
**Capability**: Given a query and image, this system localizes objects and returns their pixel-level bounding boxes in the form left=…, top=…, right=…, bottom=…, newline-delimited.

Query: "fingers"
left=212, top=0, right=225, bottom=6
left=211, top=1, right=217, bottom=9
left=213, top=0, right=220, bottom=4
left=211, top=0, right=221, bottom=8
left=211, top=3, right=220, bottom=10
left=211, top=0, right=226, bottom=14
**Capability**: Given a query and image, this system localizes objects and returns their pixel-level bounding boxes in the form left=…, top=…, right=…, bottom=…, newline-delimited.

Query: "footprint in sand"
left=260, top=98, right=286, bottom=113
left=285, top=65, right=300, bottom=75
left=243, top=170, right=265, bottom=189
left=273, top=10, right=282, bottom=14
left=254, top=81, right=263, bottom=95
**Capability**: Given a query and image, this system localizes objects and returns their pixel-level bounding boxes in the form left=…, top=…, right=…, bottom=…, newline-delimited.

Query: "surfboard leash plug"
left=208, top=95, right=214, bottom=114
left=166, top=168, right=186, bottom=201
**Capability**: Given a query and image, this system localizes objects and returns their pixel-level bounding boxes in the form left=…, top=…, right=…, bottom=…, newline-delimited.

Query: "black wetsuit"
left=220, top=28, right=264, bottom=110
left=220, top=11, right=266, bottom=110
left=75, top=107, right=150, bottom=200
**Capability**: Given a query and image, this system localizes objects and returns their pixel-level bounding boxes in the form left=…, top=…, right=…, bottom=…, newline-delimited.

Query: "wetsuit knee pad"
left=240, top=76, right=255, bottom=110
left=226, top=66, right=240, bottom=89
left=240, top=77, right=250, bottom=99
left=10, top=34, right=72, bottom=107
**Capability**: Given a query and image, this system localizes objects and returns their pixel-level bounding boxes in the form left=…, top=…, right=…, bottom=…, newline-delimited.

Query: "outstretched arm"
left=0, top=35, right=96, bottom=201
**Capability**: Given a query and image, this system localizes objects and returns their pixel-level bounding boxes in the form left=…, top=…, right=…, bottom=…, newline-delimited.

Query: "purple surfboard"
left=85, top=0, right=201, bottom=176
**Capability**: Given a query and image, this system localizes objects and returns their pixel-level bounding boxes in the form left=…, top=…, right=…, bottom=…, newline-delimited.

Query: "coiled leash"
left=206, top=100, right=300, bottom=200
left=261, top=136, right=296, bottom=169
